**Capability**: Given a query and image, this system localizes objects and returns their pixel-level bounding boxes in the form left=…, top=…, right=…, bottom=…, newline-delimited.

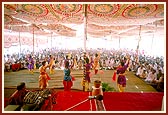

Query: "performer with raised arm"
left=116, top=57, right=130, bottom=92
left=39, top=61, right=51, bottom=90
left=93, top=52, right=100, bottom=75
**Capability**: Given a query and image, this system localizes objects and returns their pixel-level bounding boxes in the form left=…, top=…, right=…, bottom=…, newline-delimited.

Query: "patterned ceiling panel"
left=50, top=4, right=83, bottom=17
left=122, top=4, right=158, bottom=18
left=17, top=4, right=49, bottom=17
left=3, top=3, right=164, bottom=39
left=88, top=4, right=120, bottom=17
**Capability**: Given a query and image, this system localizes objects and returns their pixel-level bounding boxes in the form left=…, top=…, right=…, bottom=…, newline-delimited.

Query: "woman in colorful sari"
left=48, top=55, right=55, bottom=74
left=39, top=61, right=51, bottom=90
left=63, top=61, right=73, bottom=91
left=93, top=52, right=100, bottom=74
left=116, top=58, right=129, bottom=92
left=84, top=57, right=92, bottom=91
left=27, top=55, right=34, bottom=74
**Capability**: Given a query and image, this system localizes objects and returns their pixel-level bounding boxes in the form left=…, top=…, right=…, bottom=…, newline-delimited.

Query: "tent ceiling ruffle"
left=4, top=3, right=164, bottom=39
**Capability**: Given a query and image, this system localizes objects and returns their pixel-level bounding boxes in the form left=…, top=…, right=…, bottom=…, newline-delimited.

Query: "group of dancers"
left=31, top=51, right=130, bottom=92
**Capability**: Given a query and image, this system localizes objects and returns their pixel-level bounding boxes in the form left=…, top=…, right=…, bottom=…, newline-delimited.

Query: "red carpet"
left=52, top=91, right=96, bottom=111
left=4, top=91, right=164, bottom=111
left=52, top=91, right=164, bottom=111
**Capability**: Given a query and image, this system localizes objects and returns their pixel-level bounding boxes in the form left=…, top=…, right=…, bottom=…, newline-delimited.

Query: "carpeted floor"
left=4, top=90, right=164, bottom=111
left=4, top=69, right=163, bottom=111
left=50, top=91, right=164, bottom=111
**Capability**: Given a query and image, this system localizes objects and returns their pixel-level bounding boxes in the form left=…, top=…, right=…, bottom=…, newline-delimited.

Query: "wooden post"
left=119, top=36, right=120, bottom=49
left=33, top=25, right=35, bottom=54
left=83, top=4, right=87, bottom=52
left=50, top=32, right=53, bottom=54
left=19, top=30, right=21, bottom=56
left=137, top=25, right=142, bottom=56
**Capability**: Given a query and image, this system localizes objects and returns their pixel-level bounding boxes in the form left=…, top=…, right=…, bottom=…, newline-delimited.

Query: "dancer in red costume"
left=116, top=58, right=130, bottom=92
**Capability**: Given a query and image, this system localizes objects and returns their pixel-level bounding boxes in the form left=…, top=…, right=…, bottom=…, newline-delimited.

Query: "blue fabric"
left=64, top=68, right=71, bottom=81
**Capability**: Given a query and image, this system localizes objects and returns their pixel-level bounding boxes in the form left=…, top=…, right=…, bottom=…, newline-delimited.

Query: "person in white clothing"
left=145, top=69, right=157, bottom=83
left=136, top=65, right=144, bottom=77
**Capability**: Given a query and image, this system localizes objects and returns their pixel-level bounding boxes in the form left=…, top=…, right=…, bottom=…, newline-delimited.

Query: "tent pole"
left=137, top=25, right=142, bottom=56
left=151, top=23, right=157, bottom=56
left=19, top=30, right=21, bottom=56
left=33, top=25, right=35, bottom=55
left=119, top=36, right=120, bottom=49
left=51, top=32, right=52, bottom=52
left=84, top=4, right=87, bottom=52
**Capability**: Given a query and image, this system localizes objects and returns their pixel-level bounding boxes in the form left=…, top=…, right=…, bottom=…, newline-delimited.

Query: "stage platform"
left=46, top=91, right=164, bottom=111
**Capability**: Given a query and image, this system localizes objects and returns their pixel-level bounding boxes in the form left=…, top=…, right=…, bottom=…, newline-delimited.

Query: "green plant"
left=102, top=82, right=116, bottom=92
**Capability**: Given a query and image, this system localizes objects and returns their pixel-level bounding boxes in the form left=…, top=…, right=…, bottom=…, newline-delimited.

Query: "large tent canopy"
left=3, top=3, right=165, bottom=56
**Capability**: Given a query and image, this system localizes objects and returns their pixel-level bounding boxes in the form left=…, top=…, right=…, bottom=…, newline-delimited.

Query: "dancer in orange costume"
left=48, top=55, right=55, bottom=74
left=93, top=52, right=100, bottom=74
left=39, top=61, right=51, bottom=90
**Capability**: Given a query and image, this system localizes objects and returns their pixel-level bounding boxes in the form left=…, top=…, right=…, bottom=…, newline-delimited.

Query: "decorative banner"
left=4, top=35, right=19, bottom=43
left=88, top=4, right=120, bottom=17
left=87, top=30, right=111, bottom=37
left=87, top=23, right=138, bottom=33
left=36, top=38, right=48, bottom=44
left=4, top=42, right=12, bottom=48
left=4, top=35, right=12, bottom=43
left=5, top=24, right=40, bottom=32
left=19, top=4, right=49, bottom=17
left=33, top=30, right=51, bottom=36
left=20, top=36, right=33, bottom=45
left=122, top=4, right=158, bottom=18
left=38, top=23, right=76, bottom=32
left=50, top=4, right=83, bottom=17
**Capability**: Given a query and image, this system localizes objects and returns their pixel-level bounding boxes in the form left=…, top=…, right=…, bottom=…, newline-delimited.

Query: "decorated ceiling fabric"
left=4, top=3, right=164, bottom=45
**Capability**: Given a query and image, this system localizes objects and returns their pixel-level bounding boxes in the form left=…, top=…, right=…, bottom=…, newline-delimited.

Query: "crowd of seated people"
left=4, top=48, right=164, bottom=92
left=132, top=57, right=164, bottom=92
